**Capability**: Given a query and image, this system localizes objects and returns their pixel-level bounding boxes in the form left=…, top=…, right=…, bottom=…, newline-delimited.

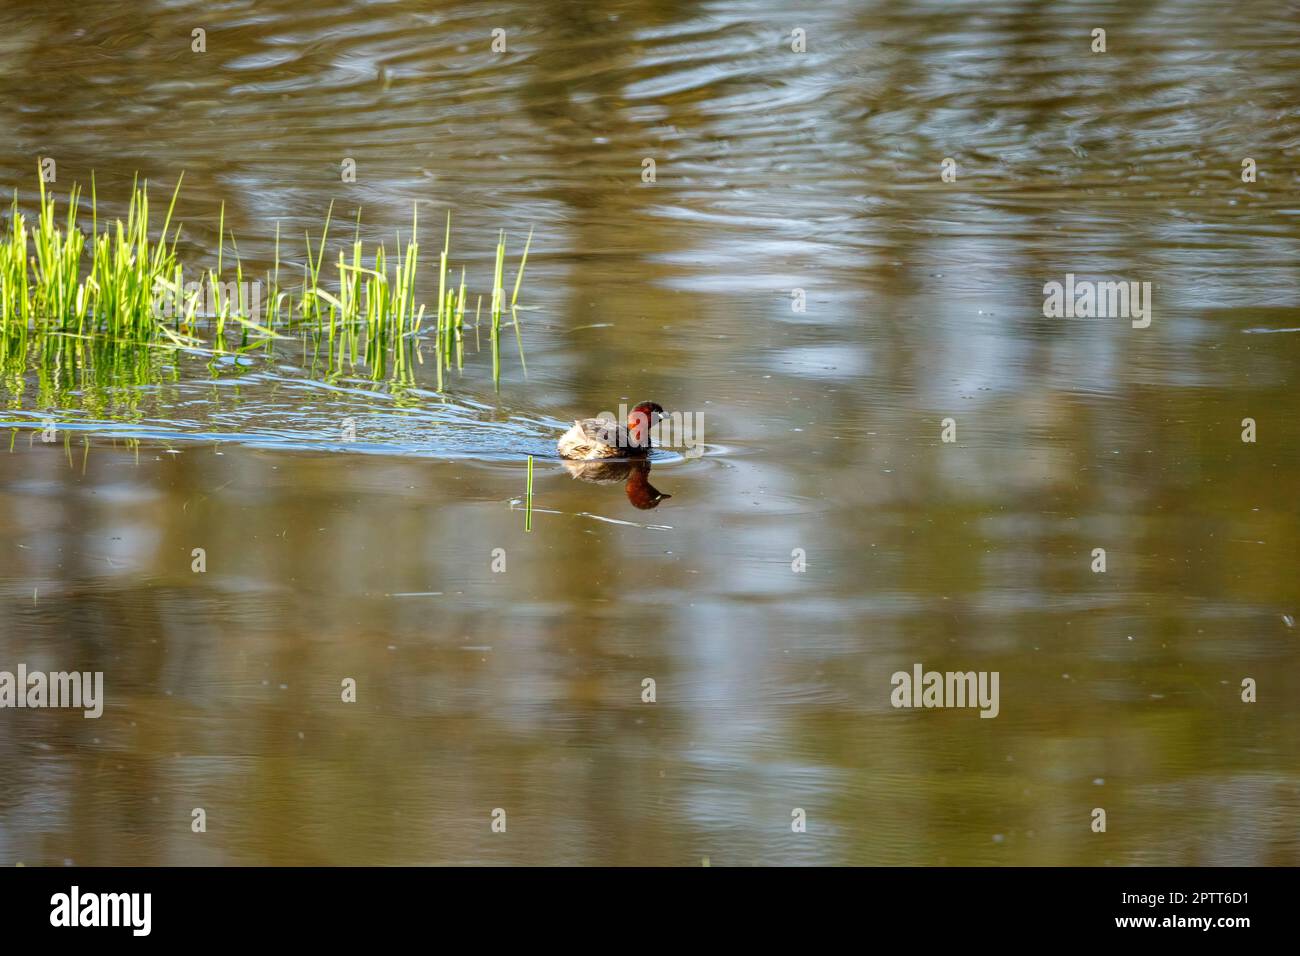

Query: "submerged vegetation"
left=0, top=173, right=533, bottom=392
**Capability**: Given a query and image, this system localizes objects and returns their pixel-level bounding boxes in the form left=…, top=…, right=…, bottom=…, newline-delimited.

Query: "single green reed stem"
left=437, top=211, right=449, bottom=367
left=490, top=230, right=504, bottom=389
left=455, top=267, right=465, bottom=370
left=511, top=226, right=532, bottom=309
left=525, top=455, right=534, bottom=532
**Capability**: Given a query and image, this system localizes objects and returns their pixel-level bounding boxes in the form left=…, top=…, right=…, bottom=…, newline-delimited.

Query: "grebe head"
left=626, top=401, right=666, bottom=447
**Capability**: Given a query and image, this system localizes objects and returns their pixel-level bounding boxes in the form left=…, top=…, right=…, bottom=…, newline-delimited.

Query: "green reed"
left=525, top=454, right=534, bottom=532
left=0, top=171, right=534, bottom=391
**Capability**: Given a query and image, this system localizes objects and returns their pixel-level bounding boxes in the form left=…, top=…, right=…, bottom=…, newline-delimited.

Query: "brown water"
left=2, top=0, right=1299, bottom=865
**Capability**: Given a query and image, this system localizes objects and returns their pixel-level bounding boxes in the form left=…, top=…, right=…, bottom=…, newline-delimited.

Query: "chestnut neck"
left=626, top=411, right=653, bottom=447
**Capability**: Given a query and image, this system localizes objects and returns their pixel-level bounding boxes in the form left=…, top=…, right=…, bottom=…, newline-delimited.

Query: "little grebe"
left=557, top=401, right=665, bottom=461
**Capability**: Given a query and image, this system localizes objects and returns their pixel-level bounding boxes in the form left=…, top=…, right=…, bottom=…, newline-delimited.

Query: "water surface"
left=1, top=0, right=1298, bottom=865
